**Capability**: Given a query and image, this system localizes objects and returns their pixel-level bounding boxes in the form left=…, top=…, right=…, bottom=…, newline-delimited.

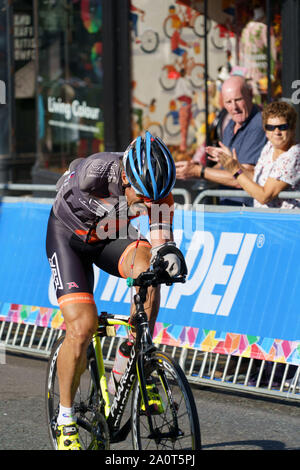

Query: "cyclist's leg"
left=57, top=301, right=98, bottom=408
left=46, top=212, right=98, bottom=412
left=93, top=229, right=160, bottom=334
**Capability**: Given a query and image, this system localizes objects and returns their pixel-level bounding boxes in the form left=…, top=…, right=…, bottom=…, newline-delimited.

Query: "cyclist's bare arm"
left=146, top=193, right=175, bottom=247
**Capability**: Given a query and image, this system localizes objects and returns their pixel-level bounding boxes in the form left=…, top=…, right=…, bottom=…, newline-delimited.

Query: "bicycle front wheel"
left=131, top=351, right=201, bottom=450
left=45, top=335, right=109, bottom=450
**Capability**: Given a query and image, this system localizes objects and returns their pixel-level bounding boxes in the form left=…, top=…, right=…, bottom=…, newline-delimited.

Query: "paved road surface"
left=0, top=352, right=299, bottom=451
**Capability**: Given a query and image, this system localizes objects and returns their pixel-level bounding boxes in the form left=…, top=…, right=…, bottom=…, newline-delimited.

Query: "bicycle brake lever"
left=127, top=271, right=186, bottom=288
left=152, top=256, right=168, bottom=272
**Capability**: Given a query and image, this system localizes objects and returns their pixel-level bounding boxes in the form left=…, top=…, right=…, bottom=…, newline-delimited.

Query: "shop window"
left=13, top=0, right=36, bottom=157
left=37, top=0, right=104, bottom=173
left=0, top=6, right=9, bottom=156
left=236, top=0, right=282, bottom=104
left=129, top=0, right=237, bottom=165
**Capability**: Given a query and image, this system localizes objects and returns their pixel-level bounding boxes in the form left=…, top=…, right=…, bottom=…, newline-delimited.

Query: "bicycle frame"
left=90, top=292, right=162, bottom=442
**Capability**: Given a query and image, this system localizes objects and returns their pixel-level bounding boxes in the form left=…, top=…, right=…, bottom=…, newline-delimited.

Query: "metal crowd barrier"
left=192, top=189, right=300, bottom=207
left=0, top=183, right=57, bottom=192
left=0, top=184, right=299, bottom=401
left=0, top=183, right=192, bottom=208
left=1, top=183, right=299, bottom=210
left=0, top=320, right=299, bottom=401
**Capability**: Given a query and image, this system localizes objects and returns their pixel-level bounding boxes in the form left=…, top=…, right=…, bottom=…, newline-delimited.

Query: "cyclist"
left=46, top=131, right=187, bottom=450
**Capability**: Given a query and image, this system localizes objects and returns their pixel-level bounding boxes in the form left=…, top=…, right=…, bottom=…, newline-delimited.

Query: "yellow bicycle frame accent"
left=92, top=317, right=131, bottom=418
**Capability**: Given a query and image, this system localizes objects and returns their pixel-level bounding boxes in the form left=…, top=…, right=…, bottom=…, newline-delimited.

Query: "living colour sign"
left=0, top=201, right=299, bottom=364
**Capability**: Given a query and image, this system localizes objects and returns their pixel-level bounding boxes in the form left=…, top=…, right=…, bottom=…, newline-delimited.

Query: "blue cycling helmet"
left=123, top=131, right=176, bottom=201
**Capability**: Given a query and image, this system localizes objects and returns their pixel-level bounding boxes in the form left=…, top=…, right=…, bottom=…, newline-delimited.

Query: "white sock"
left=57, top=404, right=75, bottom=426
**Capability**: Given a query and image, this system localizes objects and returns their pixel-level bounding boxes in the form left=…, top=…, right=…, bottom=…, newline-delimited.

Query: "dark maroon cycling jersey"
left=47, top=152, right=175, bottom=300
left=53, top=152, right=174, bottom=244
left=53, top=152, right=127, bottom=242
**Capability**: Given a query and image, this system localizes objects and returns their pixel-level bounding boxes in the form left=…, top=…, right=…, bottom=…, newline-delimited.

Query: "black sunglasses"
left=265, top=123, right=289, bottom=131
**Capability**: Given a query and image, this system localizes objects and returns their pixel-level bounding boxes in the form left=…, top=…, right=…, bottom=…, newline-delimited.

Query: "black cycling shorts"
left=46, top=210, right=150, bottom=307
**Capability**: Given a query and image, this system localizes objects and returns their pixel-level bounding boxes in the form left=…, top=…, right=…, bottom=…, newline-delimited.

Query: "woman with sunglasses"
left=206, top=101, right=300, bottom=208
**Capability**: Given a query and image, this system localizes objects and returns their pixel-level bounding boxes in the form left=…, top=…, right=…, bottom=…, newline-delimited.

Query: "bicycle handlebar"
left=126, top=257, right=186, bottom=288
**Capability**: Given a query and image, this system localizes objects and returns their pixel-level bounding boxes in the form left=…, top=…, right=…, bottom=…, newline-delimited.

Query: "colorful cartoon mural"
left=129, top=1, right=282, bottom=160
left=129, top=0, right=236, bottom=160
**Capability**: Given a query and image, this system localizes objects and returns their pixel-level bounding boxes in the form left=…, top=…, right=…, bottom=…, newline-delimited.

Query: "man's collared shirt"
left=220, top=104, right=267, bottom=206
left=223, top=104, right=267, bottom=166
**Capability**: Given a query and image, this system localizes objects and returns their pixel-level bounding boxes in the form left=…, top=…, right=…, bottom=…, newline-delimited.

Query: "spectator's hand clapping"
left=206, top=142, right=241, bottom=175
left=175, top=160, right=202, bottom=180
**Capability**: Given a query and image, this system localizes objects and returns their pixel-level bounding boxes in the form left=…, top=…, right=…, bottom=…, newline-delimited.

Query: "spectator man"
left=175, top=75, right=267, bottom=205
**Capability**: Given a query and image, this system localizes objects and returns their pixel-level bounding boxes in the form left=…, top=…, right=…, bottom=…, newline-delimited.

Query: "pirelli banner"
left=0, top=200, right=299, bottom=365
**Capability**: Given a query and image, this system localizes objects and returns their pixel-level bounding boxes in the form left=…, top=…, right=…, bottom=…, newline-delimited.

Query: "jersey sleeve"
left=55, top=158, right=84, bottom=191
left=77, top=154, right=121, bottom=197
left=269, top=146, right=300, bottom=186
left=78, top=158, right=109, bottom=194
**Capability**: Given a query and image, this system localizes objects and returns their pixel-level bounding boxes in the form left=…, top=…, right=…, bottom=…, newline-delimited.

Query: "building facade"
left=0, top=0, right=297, bottom=184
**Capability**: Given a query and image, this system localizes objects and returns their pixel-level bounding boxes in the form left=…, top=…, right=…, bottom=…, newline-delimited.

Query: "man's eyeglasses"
left=265, top=123, right=289, bottom=131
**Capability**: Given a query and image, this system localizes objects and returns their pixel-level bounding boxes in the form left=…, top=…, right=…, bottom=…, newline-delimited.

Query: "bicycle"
left=163, top=8, right=211, bottom=39
left=159, top=59, right=204, bottom=91
left=45, top=257, right=201, bottom=450
left=210, top=23, right=235, bottom=50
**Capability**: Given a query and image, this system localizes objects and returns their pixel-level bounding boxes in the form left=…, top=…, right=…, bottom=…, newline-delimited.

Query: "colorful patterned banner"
left=0, top=302, right=65, bottom=330
left=1, top=302, right=299, bottom=365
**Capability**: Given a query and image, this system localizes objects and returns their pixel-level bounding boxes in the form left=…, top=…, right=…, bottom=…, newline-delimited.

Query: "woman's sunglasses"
left=265, top=123, right=289, bottom=131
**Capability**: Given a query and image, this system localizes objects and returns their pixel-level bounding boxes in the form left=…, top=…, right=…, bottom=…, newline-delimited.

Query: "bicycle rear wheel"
left=45, top=335, right=109, bottom=450
left=131, top=350, right=201, bottom=450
